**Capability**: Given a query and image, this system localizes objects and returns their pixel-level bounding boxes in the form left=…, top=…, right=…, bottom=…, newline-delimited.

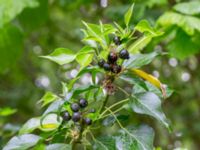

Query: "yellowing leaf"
left=41, top=123, right=58, bottom=129
left=131, top=69, right=166, bottom=98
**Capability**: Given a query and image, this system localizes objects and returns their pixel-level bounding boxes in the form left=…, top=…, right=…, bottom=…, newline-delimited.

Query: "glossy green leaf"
left=39, top=92, right=59, bottom=107
left=173, top=1, right=200, bottom=15
left=41, top=48, right=76, bottom=65
left=123, top=52, right=159, bottom=69
left=3, top=134, right=41, bottom=150
left=116, top=125, right=154, bottom=150
left=46, top=144, right=71, bottom=150
left=129, top=92, right=170, bottom=129
left=0, top=0, right=39, bottom=27
left=19, top=118, right=40, bottom=135
left=0, top=107, right=17, bottom=116
left=76, top=53, right=94, bottom=67
left=124, top=4, right=134, bottom=27
left=128, top=35, right=153, bottom=54
left=43, top=100, right=64, bottom=115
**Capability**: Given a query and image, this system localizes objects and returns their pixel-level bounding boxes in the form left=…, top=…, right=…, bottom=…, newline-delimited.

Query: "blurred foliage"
left=0, top=0, right=200, bottom=149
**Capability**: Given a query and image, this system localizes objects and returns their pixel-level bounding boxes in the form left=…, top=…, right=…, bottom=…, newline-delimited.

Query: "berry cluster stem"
left=99, top=94, right=110, bottom=113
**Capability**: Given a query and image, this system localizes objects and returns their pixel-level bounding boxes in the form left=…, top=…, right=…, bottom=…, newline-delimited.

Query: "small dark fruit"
left=79, top=98, right=88, bottom=108
left=119, top=49, right=130, bottom=59
left=89, top=108, right=96, bottom=113
left=62, top=111, right=71, bottom=121
left=113, top=36, right=121, bottom=45
left=108, top=52, right=118, bottom=64
left=98, top=59, right=105, bottom=68
left=111, top=65, right=122, bottom=74
left=83, top=118, right=92, bottom=125
left=103, top=63, right=111, bottom=71
left=72, top=112, right=81, bottom=122
left=70, top=103, right=80, bottom=112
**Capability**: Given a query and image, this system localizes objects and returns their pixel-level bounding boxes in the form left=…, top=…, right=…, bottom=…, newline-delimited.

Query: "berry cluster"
left=98, top=36, right=130, bottom=74
left=62, top=98, right=93, bottom=126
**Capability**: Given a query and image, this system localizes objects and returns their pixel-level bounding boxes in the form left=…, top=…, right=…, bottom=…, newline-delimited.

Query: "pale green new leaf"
left=124, top=4, right=134, bottom=27
left=173, top=1, right=200, bottom=15
left=39, top=92, right=59, bottom=107
left=3, top=134, right=41, bottom=150
left=130, top=92, right=170, bottom=129
left=0, top=0, right=39, bottom=27
left=41, top=48, right=76, bottom=65
left=135, top=20, right=162, bottom=36
left=0, top=107, right=17, bottom=116
left=76, top=53, right=94, bottom=67
left=116, top=125, right=154, bottom=150
left=128, top=35, right=152, bottom=53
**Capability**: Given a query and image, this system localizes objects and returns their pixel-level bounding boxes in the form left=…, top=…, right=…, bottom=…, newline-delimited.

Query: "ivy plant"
left=3, top=4, right=173, bottom=150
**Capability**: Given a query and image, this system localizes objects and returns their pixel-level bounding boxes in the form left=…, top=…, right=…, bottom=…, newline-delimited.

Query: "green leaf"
left=135, top=20, right=163, bottom=36
left=123, top=52, right=159, bottom=69
left=43, top=100, right=64, bottom=115
left=116, top=125, right=154, bottom=150
left=173, top=1, right=200, bottom=15
left=94, top=136, right=116, bottom=150
left=46, top=144, right=71, bottom=150
left=3, top=134, right=41, bottom=150
left=0, top=24, right=23, bottom=73
left=41, top=48, right=76, bottom=65
left=39, top=92, right=59, bottom=107
left=0, top=107, right=17, bottom=116
left=129, top=92, right=170, bottom=129
left=39, top=114, right=62, bottom=132
left=76, top=53, right=94, bottom=67
left=128, top=35, right=153, bottom=54
left=157, top=12, right=200, bottom=35
left=167, top=29, right=199, bottom=59
left=0, top=0, right=39, bottom=27
left=19, top=118, right=40, bottom=135
left=124, top=4, right=134, bottom=27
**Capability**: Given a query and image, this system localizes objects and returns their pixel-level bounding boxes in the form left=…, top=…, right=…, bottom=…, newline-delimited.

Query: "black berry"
left=111, top=65, right=122, bottom=74
left=62, top=111, right=71, bottom=121
left=119, top=49, right=130, bottom=59
left=108, top=52, right=118, bottom=64
left=98, top=59, right=105, bottom=68
left=79, top=98, right=88, bottom=108
left=83, top=118, right=92, bottom=125
left=89, top=108, right=96, bottom=113
left=70, top=103, right=80, bottom=112
left=72, top=112, right=81, bottom=122
left=103, top=63, right=111, bottom=71
left=113, top=36, right=121, bottom=45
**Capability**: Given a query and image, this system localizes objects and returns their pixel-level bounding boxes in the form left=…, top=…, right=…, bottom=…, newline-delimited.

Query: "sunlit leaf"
left=3, top=134, right=41, bottom=150
left=0, top=0, right=39, bottom=27
left=124, top=4, right=134, bottom=27
left=0, top=107, right=17, bottom=116
left=19, top=118, right=40, bottom=135
left=123, top=52, right=159, bottom=69
left=173, top=1, right=200, bottom=15
left=39, top=92, right=59, bottom=107
left=41, top=48, right=76, bottom=65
